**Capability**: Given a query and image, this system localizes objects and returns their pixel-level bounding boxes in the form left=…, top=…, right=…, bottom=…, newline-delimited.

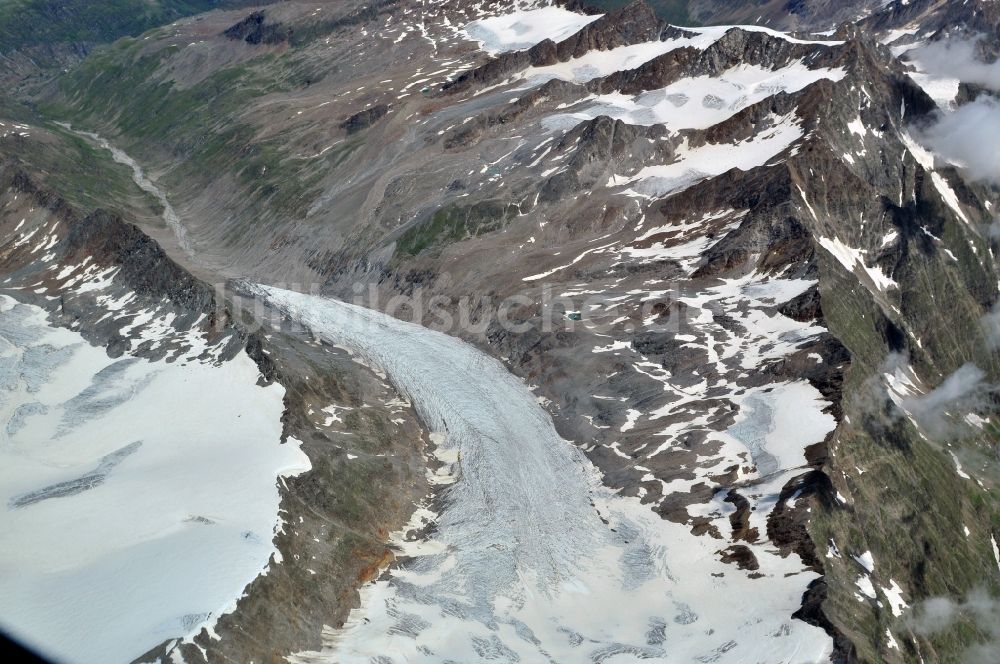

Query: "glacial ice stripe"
left=257, top=286, right=834, bottom=664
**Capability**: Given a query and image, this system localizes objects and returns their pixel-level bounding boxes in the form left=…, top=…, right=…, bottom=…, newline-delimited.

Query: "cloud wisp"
left=908, top=37, right=1000, bottom=185
left=917, top=96, right=1000, bottom=185
left=908, top=589, right=1000, bottom=664
left=909, top=38, right=1000, bottom=91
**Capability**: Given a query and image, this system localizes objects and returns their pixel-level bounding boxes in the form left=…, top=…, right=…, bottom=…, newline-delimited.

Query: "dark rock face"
left=779, top=285, right=823, bottom=322
left=861, top=0, right=1000, bottom=41
left=555, top=0, right=605, bottom=15
left=794, top=578, right=858, bottom=664
left=340, top=104, right=391, bottom=134
left=223, top=10, right=290, bottom=45
left=66, top=209, right=216, bottom=312
left=554, top=1, right=668, bottom=59
left=0, top=163, right=240, bottom=361
left=3, top=168, right=199, bottom=306
left=957, top=82, right=995, bottom=105
left=719, top=544, right=760, bottom=570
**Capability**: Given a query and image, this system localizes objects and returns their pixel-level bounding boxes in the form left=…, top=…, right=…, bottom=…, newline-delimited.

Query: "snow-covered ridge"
left=258, top=286, right=834, bottom=664
left=537, top=58, right=846, bottom=109
left=608, top=113, right=805, bottom=198
left=522, top=31, right=717, bottom=85
left=462, top=5, right=844, bottom=58
left=449, top=4, right=849, bottom=208
left=464, top=5, right=602, bottom=54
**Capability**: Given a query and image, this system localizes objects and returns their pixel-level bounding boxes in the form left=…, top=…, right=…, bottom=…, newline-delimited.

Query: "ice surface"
left=547, top=63, right=845, bottom=130
left=930, top=172, right=971, bottom=225
left=463, top=6, right=601, bottom=55
left=0, top=296, right=310, bottom=664
left=882, top=580, right=908, bottom=617
left=853, top=550, right=875, bottom=574
left=621, top=209, right=747, bottom=273
left=257, top=286, right=833, bottom=664
left=903, top=56, right=959, bottom=109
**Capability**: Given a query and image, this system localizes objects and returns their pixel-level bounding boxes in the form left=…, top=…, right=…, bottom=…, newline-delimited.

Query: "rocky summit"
left=0, top=1, right=999, bottom=663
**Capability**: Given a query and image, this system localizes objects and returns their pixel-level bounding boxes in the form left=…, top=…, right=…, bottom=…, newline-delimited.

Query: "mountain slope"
left=2, top=0, right=1000, bottom=662
left=0, top=0, right=270, bottom=90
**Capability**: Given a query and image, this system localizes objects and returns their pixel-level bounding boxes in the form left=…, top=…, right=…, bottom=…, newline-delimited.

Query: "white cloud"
left=918, top=97, right=1000, bottom=185
left=909, top=38, right=1000, bottom=91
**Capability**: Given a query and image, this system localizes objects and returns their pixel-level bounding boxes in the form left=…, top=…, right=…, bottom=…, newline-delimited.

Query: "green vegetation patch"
left=44, top=42, right=327, bottom=219
left=810, top=209, right=1000, bottom=661
left=397, top=200, right=521, bottom=256
left=0, top=124, right=157, bottom=218
left=0, top=0, right=261, bottom=53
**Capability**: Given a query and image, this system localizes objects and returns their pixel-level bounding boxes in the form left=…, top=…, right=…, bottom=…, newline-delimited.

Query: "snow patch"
left=546, top=63, right=844, bottom=130
left=0, top=296, right=309, bottom=664
left=463, top=6, right=601, bottom=55
left=608, top=113, right=803, bottom=197
left=817, top=236, right=897, bottom=293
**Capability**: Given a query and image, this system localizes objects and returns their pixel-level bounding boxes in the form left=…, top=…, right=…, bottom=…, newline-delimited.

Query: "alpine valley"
left=1, top=1, right=1000, bottom=663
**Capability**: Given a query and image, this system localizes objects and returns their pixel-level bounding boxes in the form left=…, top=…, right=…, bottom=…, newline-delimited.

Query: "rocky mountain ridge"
left=1, top=0, right=1000, bottom=662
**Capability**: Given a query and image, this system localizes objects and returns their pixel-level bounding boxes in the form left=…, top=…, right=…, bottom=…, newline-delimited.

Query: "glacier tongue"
left=258, top=286, right=833, bottom=664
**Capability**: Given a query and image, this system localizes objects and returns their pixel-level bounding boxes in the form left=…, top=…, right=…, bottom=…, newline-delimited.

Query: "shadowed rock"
left=223, top=11, right=289, bottom=45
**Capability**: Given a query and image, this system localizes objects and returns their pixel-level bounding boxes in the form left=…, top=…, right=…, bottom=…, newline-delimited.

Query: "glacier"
left=0, top=295, right=310, bottom=664
left=257, top=286, right=834, bottom=664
